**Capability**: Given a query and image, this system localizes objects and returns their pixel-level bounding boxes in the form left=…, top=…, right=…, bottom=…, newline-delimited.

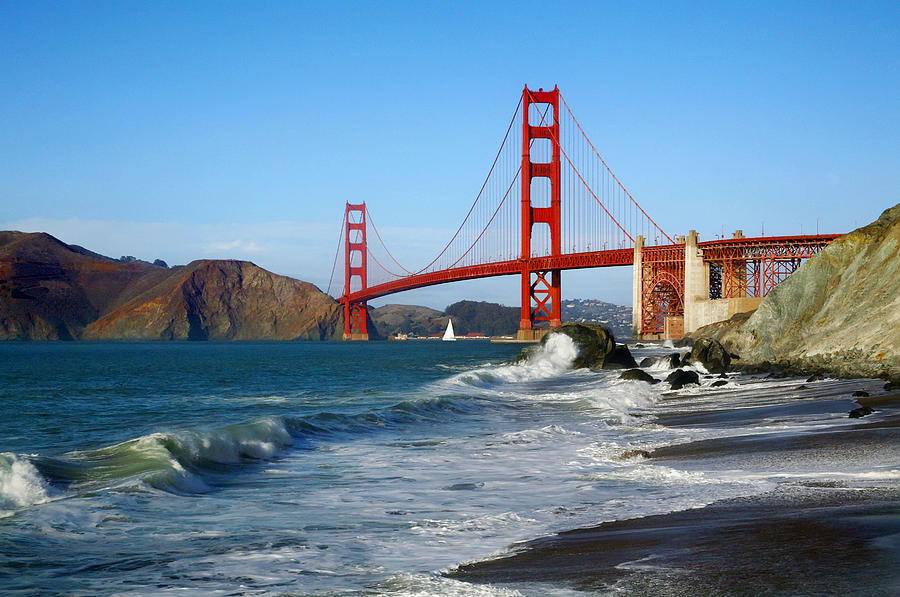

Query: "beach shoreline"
left=448, top=384, right=900, bottom=595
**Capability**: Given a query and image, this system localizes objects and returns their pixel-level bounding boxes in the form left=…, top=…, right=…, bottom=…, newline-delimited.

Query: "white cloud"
left=206, top=240, right=263, bottom=253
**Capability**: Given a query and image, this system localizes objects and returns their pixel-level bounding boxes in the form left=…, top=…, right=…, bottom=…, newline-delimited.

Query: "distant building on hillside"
left=562, top=299, right=632, bottom=338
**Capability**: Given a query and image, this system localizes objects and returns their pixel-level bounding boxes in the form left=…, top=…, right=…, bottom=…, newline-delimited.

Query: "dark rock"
left=639, top=357, right=656, bottom=368
left=513, top=344, right=539, bottom=364
left=665, top=353, right=681, bottom=368
left=673, top=337, right=694, bottom=348
left=796, top=384, right=808, bottom=390
left=605, top=344, right=638, bottom=369
left=666, top=369, right=700, bottom=390
left=851, top=390, right=870, bottom=397
left=848, top=406, right=874, bottom=419
left=718, top=373, right=729, bottom=379
left=618, top=449, right=651, bottom=460
left=619, top=369, right=659, bottom=384
left=885, top=381, right=900, bottom=391
left=528, top=323, right=616, bottom=370
left=711, top=380, right=728, bottom=387
left=807, top=373, right=826, bottom=382
left=665, top=369, right=683, bottom=383
left=686, top=338, right=732, bottom=373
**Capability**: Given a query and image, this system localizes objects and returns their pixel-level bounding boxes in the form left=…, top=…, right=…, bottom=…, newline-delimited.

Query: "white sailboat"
left=441, top=319, right=456, bottom=341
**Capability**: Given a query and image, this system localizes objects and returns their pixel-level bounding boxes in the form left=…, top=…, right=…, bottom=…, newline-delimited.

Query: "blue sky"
left=2, top=1, right=897, bottom=308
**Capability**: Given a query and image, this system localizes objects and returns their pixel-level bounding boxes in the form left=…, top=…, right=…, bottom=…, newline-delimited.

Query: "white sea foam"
left=164, top=417, right=294, bottom=464
left=380, top=573, right=529, bottom=596
left=0, top=453, right=54, bottom=515
left=582, top=464, right=716, bottom=486
left=411, top=511, right=540, bottom=538
left=447, top=334, right=578, bottom=388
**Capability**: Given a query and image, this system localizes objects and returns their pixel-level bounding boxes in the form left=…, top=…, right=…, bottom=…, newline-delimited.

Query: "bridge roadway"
left=346, top=233, right=840, bottom=305
left=347, top=249, right=633, bottom=304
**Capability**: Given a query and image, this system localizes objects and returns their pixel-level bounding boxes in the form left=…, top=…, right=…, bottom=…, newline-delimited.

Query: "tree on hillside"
left=444, top=300, right=519, bottom=336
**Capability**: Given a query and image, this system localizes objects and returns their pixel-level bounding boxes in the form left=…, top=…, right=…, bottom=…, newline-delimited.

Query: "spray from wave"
left=0, top=453, right=56, bottom=516
left=446, top=334, right=579, bottom=388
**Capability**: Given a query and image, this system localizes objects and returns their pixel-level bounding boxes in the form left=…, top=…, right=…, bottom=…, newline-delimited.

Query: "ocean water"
left=0, top=340, right=893, bottom=596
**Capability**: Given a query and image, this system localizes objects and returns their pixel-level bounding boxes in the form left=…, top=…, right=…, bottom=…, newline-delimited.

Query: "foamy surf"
left=446, top=334, right=579, bottom=388
left=17, top=417, right=298, bottom=500
left=0, top=453, right=56, bottom=516
left=2, top=341, right=895, bottom=596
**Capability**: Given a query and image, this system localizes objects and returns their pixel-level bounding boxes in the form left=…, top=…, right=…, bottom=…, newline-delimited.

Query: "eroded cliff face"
left=696, top=203, right=900, bottom=380
left=83, top=260, right=342, bottom=341
left=0, top=232, right=343, bottom=341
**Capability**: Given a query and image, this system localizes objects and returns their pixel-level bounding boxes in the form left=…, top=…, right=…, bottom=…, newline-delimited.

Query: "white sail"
left=442, top=319, right=456, bottom=341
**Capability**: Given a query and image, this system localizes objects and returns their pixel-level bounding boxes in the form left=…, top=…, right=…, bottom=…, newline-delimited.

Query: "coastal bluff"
left=692, top=202, right=900, bottom=381
left=0, top=231, right=342, bottom=341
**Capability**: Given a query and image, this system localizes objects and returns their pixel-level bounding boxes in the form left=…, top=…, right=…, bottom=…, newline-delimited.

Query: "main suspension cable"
left=559, top=92, right=674, bottom=244
left=327, top=216, right=346, bottom=297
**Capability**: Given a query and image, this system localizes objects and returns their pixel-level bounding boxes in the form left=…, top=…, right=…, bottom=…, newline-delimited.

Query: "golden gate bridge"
left=327, top=86, right=838, bottom=340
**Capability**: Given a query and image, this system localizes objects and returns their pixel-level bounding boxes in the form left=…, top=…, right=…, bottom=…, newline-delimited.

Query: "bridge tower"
left=343, top=202, right=369, bottom=340
left=519, top=85, right=562, bottom=340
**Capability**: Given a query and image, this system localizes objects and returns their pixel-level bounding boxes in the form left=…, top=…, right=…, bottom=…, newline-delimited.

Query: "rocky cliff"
left=693, top=203, right=900, bottom=380
left=0, top=232, right=342, bottom=341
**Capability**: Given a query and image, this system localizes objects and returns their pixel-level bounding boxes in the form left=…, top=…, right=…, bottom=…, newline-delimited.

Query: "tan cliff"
left=693, top=203, right=900, bottom=380
left=0, top=232, right=343, bottom=341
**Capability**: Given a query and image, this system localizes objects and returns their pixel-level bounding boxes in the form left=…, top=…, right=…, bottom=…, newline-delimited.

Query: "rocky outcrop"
left=684, top=338, right=731, bottom=373
left=619, top=368, right=659, bottom=384
left=0, top=232, right=342, bottom=341
left=526, top=323, right=635, bottom=370
left=666, top=369, right=700, bottom=390
left=692, top=203, right=900, bottom=381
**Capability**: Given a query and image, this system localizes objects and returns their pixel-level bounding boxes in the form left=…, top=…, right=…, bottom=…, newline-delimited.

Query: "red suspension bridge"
left=327, top=86, right=838, bottom=341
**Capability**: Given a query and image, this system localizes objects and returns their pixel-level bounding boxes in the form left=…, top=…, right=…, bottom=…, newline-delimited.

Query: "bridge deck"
left=345, top=234, right=840, bottom=304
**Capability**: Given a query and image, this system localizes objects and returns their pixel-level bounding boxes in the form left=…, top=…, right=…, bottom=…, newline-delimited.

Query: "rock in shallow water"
left=666, top=369, right=701, bottom=390
left=619, top=369, right=659, bottom=384
left=523, top=323, right=637, bottom=370
left=848, top=406, right=874, bottom=419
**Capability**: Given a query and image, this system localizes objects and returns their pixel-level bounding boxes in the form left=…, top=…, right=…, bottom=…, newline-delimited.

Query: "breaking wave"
left=0, top=453, right=56, bottom=516
left=1, top=336, right=654, bottom=514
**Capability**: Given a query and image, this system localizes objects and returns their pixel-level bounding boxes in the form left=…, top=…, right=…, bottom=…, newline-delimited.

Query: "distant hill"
left=444, top=300, right=519, bottom=336
left=0, top=231, right=343, bottom=340
left=371, top=300, right=520, bottom=337
left=369, top=304, right=445, bottom=337
left=371, top=298, right=632, bottom=338
left=562, top=298, right=632, bottom=339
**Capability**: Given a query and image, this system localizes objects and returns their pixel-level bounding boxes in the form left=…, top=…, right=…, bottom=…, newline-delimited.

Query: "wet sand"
left=448, top=388, right=900, bottom=595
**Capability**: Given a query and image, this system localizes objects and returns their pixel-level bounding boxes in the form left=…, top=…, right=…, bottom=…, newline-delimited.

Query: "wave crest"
left=0, top=453, right=55, bottom=515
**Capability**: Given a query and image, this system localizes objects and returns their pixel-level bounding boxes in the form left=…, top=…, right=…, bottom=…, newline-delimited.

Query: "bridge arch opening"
left=644, top=273, right=684, bottom=336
